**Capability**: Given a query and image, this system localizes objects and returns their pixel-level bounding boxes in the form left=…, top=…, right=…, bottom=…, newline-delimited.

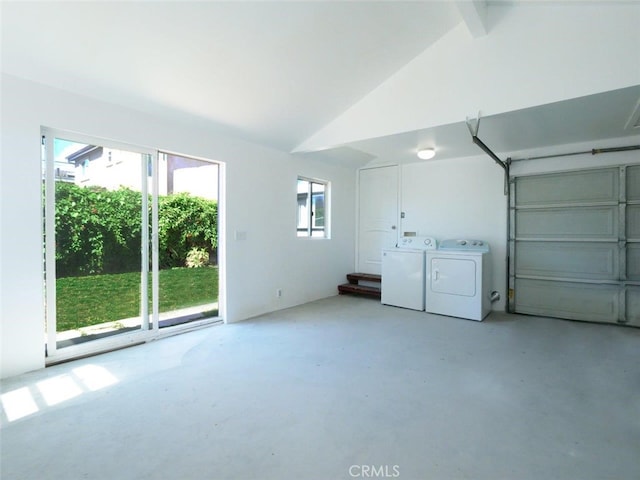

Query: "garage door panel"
left=515, top=279, right=619, bottom=323
left=512, top=165, right=639, bottom=326
left=628, top=244, right=640, bottom=280
left=515, top=168, right=618, bottom=206
left=627, top=165, right=640, bottom=201
left=516, top=241, right=618, bottom=280
left=627, top=205, right=640, bottom=240
left=626, top=287, right=640, bottom=326
left=516, top=206, right=618, bottom=239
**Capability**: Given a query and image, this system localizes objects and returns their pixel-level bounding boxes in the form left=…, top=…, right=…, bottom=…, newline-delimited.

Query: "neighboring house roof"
left=66, top=145, right=102, bottom=167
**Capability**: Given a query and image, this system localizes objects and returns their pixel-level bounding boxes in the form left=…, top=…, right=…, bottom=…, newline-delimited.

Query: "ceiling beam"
left=455, top=0, right=488, bottom=38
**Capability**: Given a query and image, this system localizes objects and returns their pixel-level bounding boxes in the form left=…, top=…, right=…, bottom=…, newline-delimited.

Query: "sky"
left=54, top=139, right=86, bottom=163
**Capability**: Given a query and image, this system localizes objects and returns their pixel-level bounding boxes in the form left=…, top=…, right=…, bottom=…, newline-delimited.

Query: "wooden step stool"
left=337, top=273, right=381, bottom=299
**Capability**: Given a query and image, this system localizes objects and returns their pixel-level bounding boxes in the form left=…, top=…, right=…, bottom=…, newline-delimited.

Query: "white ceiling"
left=2, top=1, right=639, bottom=166
left=330, top=85, right=640, bottom=166
left=0, top=0, right=461, bottom=150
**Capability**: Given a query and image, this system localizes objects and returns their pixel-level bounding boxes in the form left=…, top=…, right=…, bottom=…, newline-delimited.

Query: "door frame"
left=42, top=127, right=224, bottom=365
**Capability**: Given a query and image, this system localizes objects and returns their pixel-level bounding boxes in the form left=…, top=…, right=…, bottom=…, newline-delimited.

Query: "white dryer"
left=382, top=236, right=437, bottom=311
left=425, top=239, right=492, bottom=321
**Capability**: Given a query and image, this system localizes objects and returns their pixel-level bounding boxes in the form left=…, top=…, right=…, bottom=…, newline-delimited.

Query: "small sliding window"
left=297, top=177, right=328, bottom=238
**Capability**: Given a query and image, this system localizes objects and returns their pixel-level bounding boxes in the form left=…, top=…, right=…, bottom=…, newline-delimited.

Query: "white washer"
left=382, top=236, right=437, bottom=311
left=425, top=239, right=492, bottom=321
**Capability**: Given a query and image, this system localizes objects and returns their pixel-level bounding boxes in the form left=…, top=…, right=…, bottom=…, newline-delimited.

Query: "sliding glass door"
left=156, top=153, right=219, bottom=328
left=42, top=131, right=221, bottom=362
left=43, top=134, right=153, bottom=358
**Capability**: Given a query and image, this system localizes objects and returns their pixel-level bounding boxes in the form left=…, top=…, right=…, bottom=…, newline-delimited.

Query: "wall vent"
left=626, top=98, right=640, bottom=129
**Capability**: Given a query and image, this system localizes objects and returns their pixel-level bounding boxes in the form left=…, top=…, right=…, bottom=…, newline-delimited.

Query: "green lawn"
left=56, top=267, right=218, bottom=331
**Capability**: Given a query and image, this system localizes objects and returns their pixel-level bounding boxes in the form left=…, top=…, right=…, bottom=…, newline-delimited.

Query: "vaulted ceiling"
left=2, top=1, right=639, bottom=166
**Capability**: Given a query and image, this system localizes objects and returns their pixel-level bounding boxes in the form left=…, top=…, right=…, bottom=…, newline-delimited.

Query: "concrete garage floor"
left=1, top=295, right=639, bottom=480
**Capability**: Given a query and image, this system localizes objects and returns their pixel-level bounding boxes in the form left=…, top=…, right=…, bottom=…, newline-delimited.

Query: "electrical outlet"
left=276, top=288, right=282, bottom=298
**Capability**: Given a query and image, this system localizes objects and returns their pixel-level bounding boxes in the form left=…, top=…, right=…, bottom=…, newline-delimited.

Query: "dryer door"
left=430, top=257, right=477, bottom=296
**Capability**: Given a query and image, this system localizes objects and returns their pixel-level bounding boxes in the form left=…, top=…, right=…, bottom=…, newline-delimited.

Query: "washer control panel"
left=398, top=236, right=437, bottom=250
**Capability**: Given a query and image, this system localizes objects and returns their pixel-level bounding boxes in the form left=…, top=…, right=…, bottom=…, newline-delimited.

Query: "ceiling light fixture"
left=417, top=148, right=436, bottom=160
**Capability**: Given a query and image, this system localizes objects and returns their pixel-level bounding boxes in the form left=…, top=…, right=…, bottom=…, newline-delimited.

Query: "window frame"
left=297, top=176, right=330, bottom=239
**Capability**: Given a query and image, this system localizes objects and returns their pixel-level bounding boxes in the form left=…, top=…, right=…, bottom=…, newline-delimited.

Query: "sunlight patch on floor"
left=1, top=364, right=119, bottom=423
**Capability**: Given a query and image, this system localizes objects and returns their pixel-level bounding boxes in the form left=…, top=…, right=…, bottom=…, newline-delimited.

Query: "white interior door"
left=358, top=166, right=399, bottom=274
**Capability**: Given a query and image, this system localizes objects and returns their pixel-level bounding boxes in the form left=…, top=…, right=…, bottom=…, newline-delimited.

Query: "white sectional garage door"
left=509, top=165, right=640, bottom=326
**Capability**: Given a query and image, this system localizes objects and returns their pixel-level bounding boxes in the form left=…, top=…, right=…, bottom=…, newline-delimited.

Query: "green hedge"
left=55, top=183, right=217, bottom=277
left=158, top=192, right=217, bottom=269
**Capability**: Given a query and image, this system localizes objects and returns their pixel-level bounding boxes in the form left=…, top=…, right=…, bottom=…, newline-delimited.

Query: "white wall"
left=399, top=156, right=508, bottom=310
left=0, top=74, right=356, bottom=379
